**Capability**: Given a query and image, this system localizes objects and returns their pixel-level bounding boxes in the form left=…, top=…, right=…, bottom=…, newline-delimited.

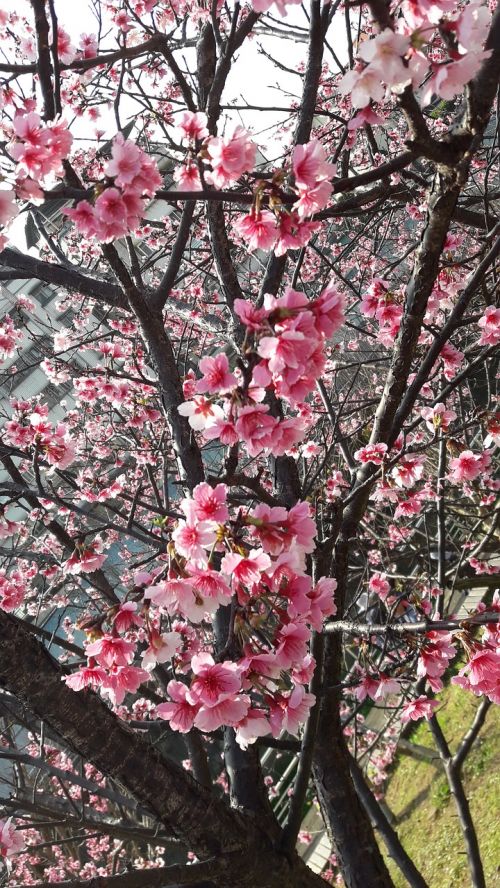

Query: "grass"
left=382, top=684, right=500, bottom=888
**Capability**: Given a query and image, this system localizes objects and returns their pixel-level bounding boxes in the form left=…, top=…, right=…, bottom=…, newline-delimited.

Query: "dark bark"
left=30, top=0, right=55, bottom=120
left=102, top=245, right=205, bottom=488
left=349, top=755, right=429, bottom=888
left=429, top=715, right=486, bottom=888
left=312, top=634, right=395, bottom=888
left=0, top=247, right=127, bottom=308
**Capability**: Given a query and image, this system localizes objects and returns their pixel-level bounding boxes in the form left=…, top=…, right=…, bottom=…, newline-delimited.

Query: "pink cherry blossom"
left=189, top=567, right=232, bottom=603
left=307, top=578, right=337, bottom=630
left=456, top=0, right=491, bottom=53
left=402, top=0, right=455, bottom=28
left=310, top=285, right=345, bottom=338
left=269, top=685, right=315, bottom=737
left=369, top=573, right=391, bottom=600
left=79, top=33, right=98, bottom=58
left=478, top=306, right=500, bottom=346
left=103, top=665, right=150, bottom=705
left=440, top=341, right=465, bottom=380
left=85, top=635, right=136, bottom=668
left=113, top=602, right=144, bottom=633
left=400, top=695, right=439, bottom=723
left=105, top=135, right=144, bottom=187
left=176, top=110, right=209, bottom=143
left=178, top=396, right=224, bottom=431
left=57, top=28, right=76, bottom=64
left=0, top=317, right=23, bottom=361
left=391, top=454, right=425, bottom=488
left=233, top=298, right=269, bottom=331
left=417, top=631, right=456, bottom=690
left=189, top=652, right=241, bottom=707
left=293, top=139, right=336, bottom=189
left=421, top=403, right=457, bottom=432
left=156, top=680, right=200, bottom=732
left=338, top=66, right=386, bottom=110
left=354, top=443, right=388, bottom=465
left=221, top=548, right=272, bottom=590
left=275, top=621, right=311, bottom=668
left=173, top=161, right=202, bottom=190
left=273, top=212, right=321, bottom=256
left=258, top=328, right=315, bottom=376
left=65, top=543, right=106, bottom=574
left=448, top=450, right=483, bottom=483
left=373, top=674, right=400, bottom=701
left=172, top=500, right=217, bottom=563
left=194, top=695, right=250, bottom=732
left=251, top=0, right=301, bottom=15
left=191, top=482, right=229, bottom=523
left=234, top=210, right=277, bottom=252
left=203, top=414, right=239, bottom=446
left=234, top=404, right=280, bottom=458
left=63, top=664, right=108, bottom=691
left=205, top=126, right=256, bottom=188
left=359, top=30, right=411, bottom=89
left=234, top=708, right=271, bottom=749
left=0, top=817, right=25, bottom=858
left=422, top=51, right=492, bottom=105
left=195, top=352, right=237, bottom=394
left=141, top=630, right=180, bottom=670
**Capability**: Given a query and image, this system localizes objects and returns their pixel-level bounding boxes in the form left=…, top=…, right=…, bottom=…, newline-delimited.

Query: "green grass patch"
left=381, top=684, right=500, bottom=888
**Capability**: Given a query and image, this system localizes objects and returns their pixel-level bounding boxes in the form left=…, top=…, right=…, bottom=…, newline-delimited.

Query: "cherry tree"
left=0, top=0, right=499, bottom=886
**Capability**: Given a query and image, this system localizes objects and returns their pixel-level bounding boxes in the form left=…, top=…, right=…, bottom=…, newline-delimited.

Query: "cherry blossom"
left=156, top=681, right=199, bottom=732
left=0, top=817, right=25, bottom=859
left=234, top=210, right=278, bottom=252
left=400, top=695, right=439, bottom=722
left=176, top=110, right=209, bottom=143
left=478, top=306, right=500, bottom=346
left=195, top=353, right=237, bottom=395
left=172, top=500, right=217, bottom=563
left=0, top=187, right=19, bottom=228
left=354, top=443, right=388, bottom=465
left=448, top=450, right=485, bottom=483
left=205, top=126, right=256, bottom=188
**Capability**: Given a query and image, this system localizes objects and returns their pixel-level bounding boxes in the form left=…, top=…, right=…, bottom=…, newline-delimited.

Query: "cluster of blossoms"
left=179, top=285, right=344, bottom=458
left=65, top=482, right=338, bottom=745
left=360, top=277, right=405, bottom=346
left=174, top=112, right=335, bottom=254
left=234, top=139, right=334, bottom=254
left=477, top=305, right=500, bottom=347
left=0, top=564, right=36, bottom=612
left=64, top=539, right=107, bottom=576
left=174, top=115, right=256, bottom=190
left=448, top=448, right=492, bottom=484
left=337, top=1, right=492, bottom=110
left=418, top=631, right=458, bottom=692
left=452, top=597, right=500, bottom=704
left=64, top=134, right=162, bottom=242
left=0, top=316, right=23, bottom=362
left=0, top=817, right=25, bottom=862
left=4, top=402, right=77, bottom=471
left=7, top=109, right=72, bottom=202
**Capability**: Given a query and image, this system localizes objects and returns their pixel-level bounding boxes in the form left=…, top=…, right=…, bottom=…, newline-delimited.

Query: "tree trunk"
left=313, top=636, right=395, bottom=888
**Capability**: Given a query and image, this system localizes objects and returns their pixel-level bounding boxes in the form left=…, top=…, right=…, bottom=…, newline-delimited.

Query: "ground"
left=382, top=684, right=500, bottom=888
